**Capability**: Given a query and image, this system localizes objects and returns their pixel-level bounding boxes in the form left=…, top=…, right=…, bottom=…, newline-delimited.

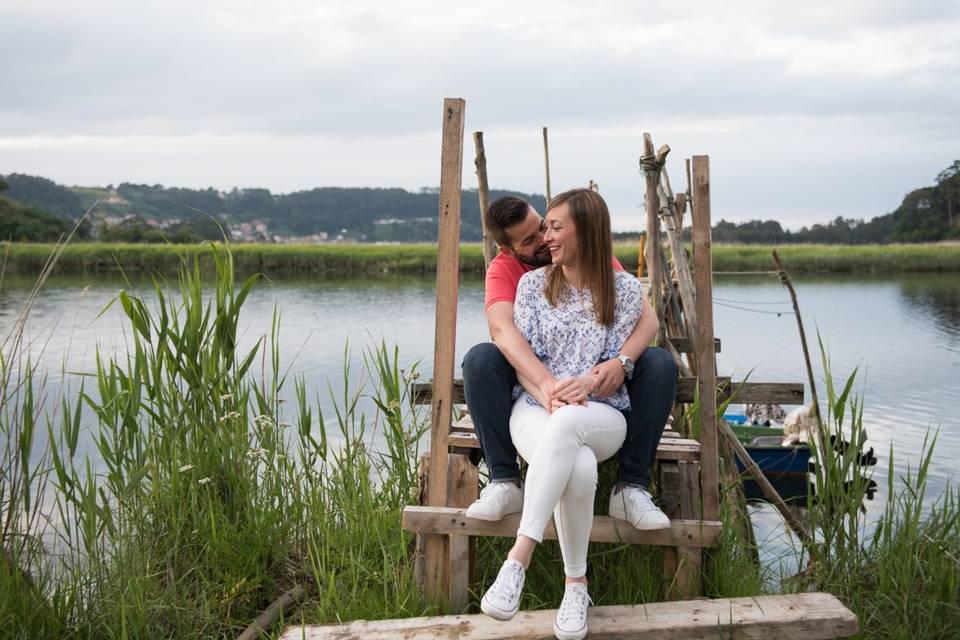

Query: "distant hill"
left=0, top=174, right=546, bottom=243
left=2, top=163, right=958, bottom=243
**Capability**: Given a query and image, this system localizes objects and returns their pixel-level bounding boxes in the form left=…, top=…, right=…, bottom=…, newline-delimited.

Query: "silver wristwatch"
left=617, top=354, right=635, bottom=380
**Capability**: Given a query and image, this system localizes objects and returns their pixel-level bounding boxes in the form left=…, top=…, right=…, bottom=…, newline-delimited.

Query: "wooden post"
left=446, top=454, right=479, bottom=611
left=659, top=460, right=703, bottom=599
left=473, top=132, right=497, bottom=268
left=642, top=134, right=667, bottom=334
left=543, top=126, right=552, bottom=204
left=691, top=155, right=719, bottom=522
left=637, top=234, right=647, bottom=279
left=424, top=98, right=466, bottom=604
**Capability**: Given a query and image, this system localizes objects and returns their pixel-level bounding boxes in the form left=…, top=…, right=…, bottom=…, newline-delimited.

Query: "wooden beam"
left=424, top=97, right=466, bottom=604
left=691, top=154, right=719, bottom=522
left=413, top=378, right=804, bottom=406
left=281, top=592, right=859, bottom=640
left=473, top=132, right=497, bottom=268
left=402, top=506, right=721, bottom=548
left=642, top=134, right=665, bottom=332
left=446, top=454, right=478, bottom=612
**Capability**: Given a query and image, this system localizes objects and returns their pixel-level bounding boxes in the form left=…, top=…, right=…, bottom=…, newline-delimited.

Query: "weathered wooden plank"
left=670, top=336, right=721, bottom=354
left=692, top=154, right=719, bottom=523
left=413, top=378, right=803, bottom=406
left=643, top=134, right=666, bottom=332
left=447, top=454, right=478, bottom=612
left=448, top=430, right=700, bottom=460
left=402, top=506, right=721, bottom=548
left=280, top=592, right=859, bottom=639
left=424, top=97, right=466, bottom=604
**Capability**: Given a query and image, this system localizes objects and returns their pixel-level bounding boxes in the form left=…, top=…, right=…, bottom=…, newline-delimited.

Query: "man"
left=462, top=196, right=678, bottom=530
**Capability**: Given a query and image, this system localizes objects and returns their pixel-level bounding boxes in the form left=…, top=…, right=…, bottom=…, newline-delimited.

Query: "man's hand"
left=550, top=376, right=594, bottom=407
left=589, top=358, right=626, bottom=397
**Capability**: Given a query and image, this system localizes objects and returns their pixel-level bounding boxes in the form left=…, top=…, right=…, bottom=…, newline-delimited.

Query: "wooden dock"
left=280, top=592, right=858, bottom=639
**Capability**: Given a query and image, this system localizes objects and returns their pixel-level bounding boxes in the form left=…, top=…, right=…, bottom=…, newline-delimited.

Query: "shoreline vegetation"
left=2, top=243, right=959, bottom=639
left=3, top=241, right=960, bottom=275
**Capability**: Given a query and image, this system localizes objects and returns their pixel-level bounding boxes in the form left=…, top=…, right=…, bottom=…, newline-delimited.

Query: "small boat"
left=724, top=413, right=811, bottom=502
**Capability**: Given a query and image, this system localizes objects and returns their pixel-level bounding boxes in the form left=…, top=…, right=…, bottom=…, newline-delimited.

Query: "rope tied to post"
left=639, top=153, right=666, bottom=176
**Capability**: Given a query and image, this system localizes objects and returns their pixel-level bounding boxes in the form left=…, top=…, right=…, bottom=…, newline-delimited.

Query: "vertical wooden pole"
left=424, top=98, right=466, bottom=604
left=542, top=126, right=552, bottom=204
left=446, top=453, right=479, bottom=611
left=473, top=132, right=497, bottom=269
left=643, top=134, right=663, bottom=336
left=637, top=234, right=647, bottom=279
left=691, top=155, right=719, bottom=522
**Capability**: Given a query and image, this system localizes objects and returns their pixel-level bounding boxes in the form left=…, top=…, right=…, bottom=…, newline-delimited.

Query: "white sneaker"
left=480, top=559, right=525, bottom=621
left=553, top=582, right=592, bottom=640
left=465, top=481, right=523, bottom=521
left=608, top=484, right=671, bottom=530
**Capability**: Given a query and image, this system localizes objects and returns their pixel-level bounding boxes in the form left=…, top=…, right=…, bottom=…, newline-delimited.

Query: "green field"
left=3, top=241, right=960, bottom=275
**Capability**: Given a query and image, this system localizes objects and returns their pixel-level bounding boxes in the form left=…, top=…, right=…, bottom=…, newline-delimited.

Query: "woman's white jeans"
left=510, top=399, right=626, bottom=578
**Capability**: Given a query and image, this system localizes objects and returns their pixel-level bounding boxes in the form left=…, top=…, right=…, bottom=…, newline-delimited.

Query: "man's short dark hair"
left=485, top=196, right=531, bottom=247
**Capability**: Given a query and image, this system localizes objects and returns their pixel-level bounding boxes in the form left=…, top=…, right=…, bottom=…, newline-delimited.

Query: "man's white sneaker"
left=608, top=484, right=671, bottom=530
left=480, top=559, right=525, bottom=621
left=465, top=481, right=523, bottom=521
left=553, top=582, right=592, bottom=640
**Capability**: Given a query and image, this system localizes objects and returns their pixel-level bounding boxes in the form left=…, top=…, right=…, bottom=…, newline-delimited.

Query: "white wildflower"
left=198, top=477, right=212, bottom=485
left=179, top=464, right=194, bottom=472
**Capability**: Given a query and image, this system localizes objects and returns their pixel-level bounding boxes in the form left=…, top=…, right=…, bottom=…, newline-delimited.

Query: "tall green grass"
left=2, top=243, right=958, bottom=638
left=3, top=241, right=960, bottom=275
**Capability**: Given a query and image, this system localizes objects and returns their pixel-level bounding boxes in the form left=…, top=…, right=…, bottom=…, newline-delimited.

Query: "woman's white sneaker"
left=480, top=559, right=526, bottom=621
left=608, top=484, right=670, bottom=530
left=466, top=481, right=523, bottom=521
left=553, top=582, right=592, bottom=640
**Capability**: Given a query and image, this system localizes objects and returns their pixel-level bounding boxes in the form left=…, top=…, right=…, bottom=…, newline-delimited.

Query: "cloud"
left=1, top=0, right=958, bottom=227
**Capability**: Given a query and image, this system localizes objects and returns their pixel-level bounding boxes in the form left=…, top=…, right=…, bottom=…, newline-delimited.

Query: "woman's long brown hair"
left=544, top=188, right=615, bottom=326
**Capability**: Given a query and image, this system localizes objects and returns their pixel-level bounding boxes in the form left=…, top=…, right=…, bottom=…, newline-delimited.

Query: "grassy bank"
left=2, top=245, right=959, bottom=638
left=3, top=241, right=960, bottom=275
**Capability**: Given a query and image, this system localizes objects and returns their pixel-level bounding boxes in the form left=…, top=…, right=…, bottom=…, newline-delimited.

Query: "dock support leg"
left=659, top=460, right=703, bottom=599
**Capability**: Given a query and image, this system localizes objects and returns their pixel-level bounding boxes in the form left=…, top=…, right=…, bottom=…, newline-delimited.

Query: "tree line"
left=2, top=162, right=958, bottom=244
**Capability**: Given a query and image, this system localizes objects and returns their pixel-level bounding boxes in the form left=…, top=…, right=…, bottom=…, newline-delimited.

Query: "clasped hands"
left=539, top=358, right=625, bottom=413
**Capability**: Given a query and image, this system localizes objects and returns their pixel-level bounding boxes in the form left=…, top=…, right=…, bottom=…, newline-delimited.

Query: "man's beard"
left=519, top=248, right=552, bottom=267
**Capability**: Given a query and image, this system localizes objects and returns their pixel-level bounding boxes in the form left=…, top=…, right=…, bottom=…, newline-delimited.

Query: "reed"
left=1, top=244, right=958, bottom=639
left=2, top=241, right=960, bottom=276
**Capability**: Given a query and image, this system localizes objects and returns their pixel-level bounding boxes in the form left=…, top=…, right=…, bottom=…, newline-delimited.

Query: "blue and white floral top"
left=512, top=268, right=643, bottom=410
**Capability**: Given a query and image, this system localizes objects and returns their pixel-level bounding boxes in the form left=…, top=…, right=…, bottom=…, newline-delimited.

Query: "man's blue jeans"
left=461, top=343, right=678, bottom=489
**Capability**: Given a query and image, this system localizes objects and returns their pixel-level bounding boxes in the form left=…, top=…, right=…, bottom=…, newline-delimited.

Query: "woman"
left=480, top=188, right=643, bottom=640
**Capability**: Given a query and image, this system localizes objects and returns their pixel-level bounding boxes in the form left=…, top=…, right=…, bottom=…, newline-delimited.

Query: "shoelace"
left=491, top=563, right=523, bottom=600
left=557, top=586, right=593, bottom=624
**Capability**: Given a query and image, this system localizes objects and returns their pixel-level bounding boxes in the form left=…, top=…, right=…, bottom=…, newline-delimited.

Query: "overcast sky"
left=2, top=0, right=958, bottom=230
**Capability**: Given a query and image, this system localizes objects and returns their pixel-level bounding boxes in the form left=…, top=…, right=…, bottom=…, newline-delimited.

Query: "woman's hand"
left=589, top=358, right=626, bottom=397
left=550, top=375, right=595, bottom=407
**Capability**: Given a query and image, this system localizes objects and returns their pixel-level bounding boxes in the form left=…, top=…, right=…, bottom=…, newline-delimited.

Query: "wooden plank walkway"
left=280, top=592, right=858, bottom=639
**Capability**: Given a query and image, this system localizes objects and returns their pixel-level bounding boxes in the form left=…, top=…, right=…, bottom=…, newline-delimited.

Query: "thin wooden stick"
left=472, top=132, right=496, bottom=268
left=543, top=126, right=552, bottom=204
left=237, top=585, right=309, bottom=640
left=642, top=134, right=666, bottom=333
left=717, top=421, right=814, bottom=552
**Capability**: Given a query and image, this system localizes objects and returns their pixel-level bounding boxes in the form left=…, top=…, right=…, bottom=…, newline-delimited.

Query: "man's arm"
left=487, top=300, right=558, bottom=406
left=590, top=296, right=659, bottom=397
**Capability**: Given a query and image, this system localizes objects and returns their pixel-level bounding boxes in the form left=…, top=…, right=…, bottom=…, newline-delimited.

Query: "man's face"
left=503, top=207, right=551, bottom=266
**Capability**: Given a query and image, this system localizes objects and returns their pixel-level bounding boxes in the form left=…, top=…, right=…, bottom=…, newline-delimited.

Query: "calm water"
left=3, top=270, right=959, bottom=537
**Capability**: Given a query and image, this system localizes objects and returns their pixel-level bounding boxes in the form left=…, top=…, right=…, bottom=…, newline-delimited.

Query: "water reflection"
left=899, top=276, right=960, bottom=343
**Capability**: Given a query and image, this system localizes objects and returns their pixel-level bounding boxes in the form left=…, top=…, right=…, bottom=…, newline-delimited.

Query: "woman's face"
left=544, top=203, right=578, bottom=267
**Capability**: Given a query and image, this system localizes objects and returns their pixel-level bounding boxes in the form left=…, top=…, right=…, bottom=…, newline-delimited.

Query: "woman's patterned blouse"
left=512, top=267, right=643, bottom=410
